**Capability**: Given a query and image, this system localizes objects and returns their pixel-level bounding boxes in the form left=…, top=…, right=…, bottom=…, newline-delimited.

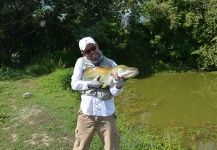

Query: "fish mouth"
left=121, top=68, right=139, bottom=79
left=130, top=68, right=139, bottom=72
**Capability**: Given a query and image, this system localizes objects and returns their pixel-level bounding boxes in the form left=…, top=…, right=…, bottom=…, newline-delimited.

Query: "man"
left=71, top=37, right=125, bottom=150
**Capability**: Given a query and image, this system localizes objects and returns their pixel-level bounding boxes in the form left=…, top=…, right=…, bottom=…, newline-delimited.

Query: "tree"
left=140, top=0, right=217, bottom=70
left=0, top=0, right=126, bottom=68
left=189, top=0, right=217, bottom=70
left=0, top=0, right=43, bottom=66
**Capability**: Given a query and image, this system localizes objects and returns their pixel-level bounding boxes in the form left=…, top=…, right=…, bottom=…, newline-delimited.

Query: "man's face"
left=81, top=43, right=99, bottom=61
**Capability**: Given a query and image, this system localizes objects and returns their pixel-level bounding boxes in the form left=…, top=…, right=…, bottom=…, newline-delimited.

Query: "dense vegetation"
left=0, top=0, right=216, bottom=75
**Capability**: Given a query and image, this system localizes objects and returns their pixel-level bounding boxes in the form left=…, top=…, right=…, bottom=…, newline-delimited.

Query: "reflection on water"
left=120, top=72, right=217, bottom=128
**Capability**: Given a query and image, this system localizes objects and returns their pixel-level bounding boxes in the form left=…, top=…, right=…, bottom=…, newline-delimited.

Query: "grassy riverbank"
left=0, top=69, right=216, bottom=149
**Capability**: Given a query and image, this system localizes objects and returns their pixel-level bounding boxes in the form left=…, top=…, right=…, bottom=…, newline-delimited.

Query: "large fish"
left=82, top=65, right=139, bottom=87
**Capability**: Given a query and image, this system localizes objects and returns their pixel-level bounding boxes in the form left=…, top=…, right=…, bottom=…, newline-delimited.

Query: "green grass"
left=0, top=75, right=77, bottom=149
left=0, top=69, right=217, bottom=150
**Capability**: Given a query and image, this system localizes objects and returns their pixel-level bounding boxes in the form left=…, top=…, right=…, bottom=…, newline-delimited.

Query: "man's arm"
left=71, top=58, right=89, bottom=91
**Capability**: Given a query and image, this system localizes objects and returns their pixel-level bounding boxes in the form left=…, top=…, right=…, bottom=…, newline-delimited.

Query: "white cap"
left=79, top=37, right=96, bottom=51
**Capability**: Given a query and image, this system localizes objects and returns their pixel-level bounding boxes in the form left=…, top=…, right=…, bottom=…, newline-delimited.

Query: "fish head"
left=112, top=65, right=139, bottom=79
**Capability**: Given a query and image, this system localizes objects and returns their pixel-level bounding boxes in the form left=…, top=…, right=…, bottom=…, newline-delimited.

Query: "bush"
left=192, top=41, right=217, bottom=70
left=40, top=68, right=73, bottom=90
left=25, top=57, right=56, bottom=76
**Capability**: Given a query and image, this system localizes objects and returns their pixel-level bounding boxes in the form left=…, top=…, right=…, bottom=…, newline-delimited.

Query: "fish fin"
left=101, top=84, right=109, bottom=88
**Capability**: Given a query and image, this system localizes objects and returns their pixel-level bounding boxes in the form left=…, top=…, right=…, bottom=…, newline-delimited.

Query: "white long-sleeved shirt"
left=71, top=57, right=123, bottom=116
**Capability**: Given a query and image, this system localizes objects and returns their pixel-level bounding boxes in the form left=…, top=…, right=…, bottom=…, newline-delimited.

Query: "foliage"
left=25, top=54, right=57, bottom=76
left=0, top=0, right=124, bottom=68
left=141, top=0, right=217, bottom=71
left=187, top=0, right=217, bottom=70
left=0, top=0, right=44, bottom=66
left=40, top=68, right=73, bottom=90
left=0, top=0, right=217, bottom=73
left=0, top=67, right=33, bottom=81
left=192, top=41, right=217, bottom=70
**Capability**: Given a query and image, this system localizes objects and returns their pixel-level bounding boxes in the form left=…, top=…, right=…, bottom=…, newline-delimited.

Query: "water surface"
left=124, top=72, right=217, bottom=128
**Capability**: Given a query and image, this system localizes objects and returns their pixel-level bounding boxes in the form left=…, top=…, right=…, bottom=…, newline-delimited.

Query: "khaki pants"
left=73, top=110, right=120, bottom=150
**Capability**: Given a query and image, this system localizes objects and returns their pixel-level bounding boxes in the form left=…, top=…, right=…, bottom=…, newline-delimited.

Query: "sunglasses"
left=82, top=45, right=97, bottom=55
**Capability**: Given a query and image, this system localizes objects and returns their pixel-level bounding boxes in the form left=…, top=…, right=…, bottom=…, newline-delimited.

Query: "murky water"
left=122, top=72, right=217, bottom=128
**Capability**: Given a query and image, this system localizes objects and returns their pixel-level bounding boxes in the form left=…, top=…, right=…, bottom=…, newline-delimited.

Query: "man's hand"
left=112, top=72, right=125, bottom=89
left=87, top=75, right=102, bottom=88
